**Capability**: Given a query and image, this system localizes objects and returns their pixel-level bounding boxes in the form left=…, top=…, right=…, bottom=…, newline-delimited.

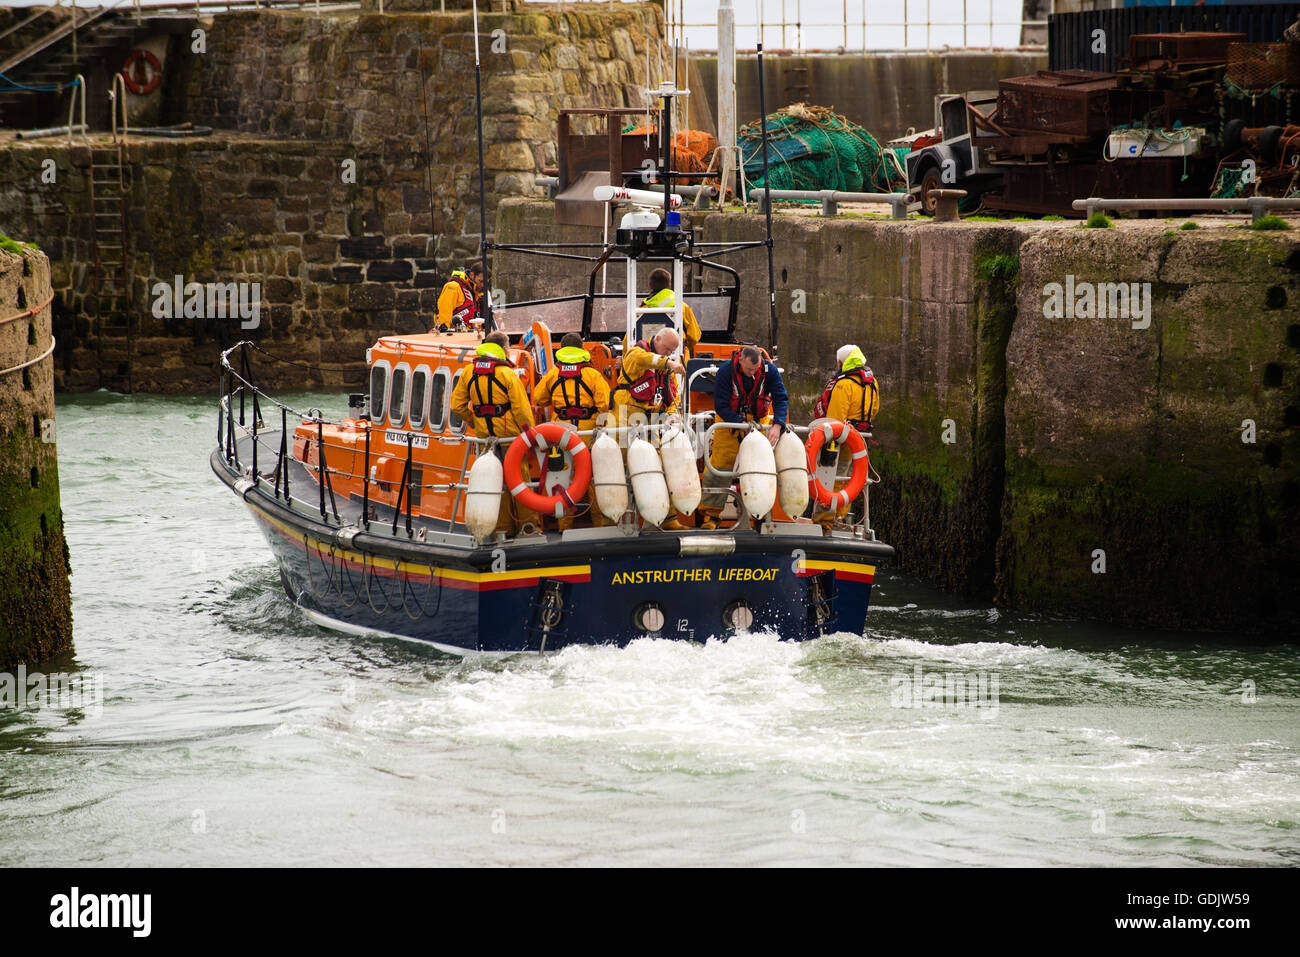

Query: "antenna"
left=756, top=27, right=778, bottom=355
left=472, top=0, right=494, bottom=333
left=418, top=37, right=438, bottom=280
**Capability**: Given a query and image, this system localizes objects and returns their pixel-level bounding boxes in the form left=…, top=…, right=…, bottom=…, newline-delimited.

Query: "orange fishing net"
left=624, top=128, right=721, bottom=191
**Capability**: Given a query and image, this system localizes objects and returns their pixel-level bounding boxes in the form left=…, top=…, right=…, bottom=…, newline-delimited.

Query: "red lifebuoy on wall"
left=121, top=49, right=162, bottom=96
left=504, top=423, right=593, bottom=518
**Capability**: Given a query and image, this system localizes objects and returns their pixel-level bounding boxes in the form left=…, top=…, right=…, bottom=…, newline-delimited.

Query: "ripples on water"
left=1, top=392, right=1297, bottom=866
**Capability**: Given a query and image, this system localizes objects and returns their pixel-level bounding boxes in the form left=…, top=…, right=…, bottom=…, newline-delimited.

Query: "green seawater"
left=0, top=392, right=1296, bottom=866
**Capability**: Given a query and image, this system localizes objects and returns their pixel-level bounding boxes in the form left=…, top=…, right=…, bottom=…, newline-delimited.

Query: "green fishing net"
left=738, top=103, right=904, bottom=193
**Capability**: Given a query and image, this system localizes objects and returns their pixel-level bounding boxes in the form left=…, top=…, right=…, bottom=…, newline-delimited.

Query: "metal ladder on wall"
left=88, top=75, right=132, bottom=392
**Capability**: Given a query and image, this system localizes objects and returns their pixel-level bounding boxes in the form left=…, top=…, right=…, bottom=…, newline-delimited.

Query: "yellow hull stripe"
left=248, top=500, right=589, bottom=584
left=798, top=559, right=876, bottom=579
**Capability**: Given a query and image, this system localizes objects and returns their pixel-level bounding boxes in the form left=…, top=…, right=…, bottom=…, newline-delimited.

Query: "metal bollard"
left=932, top=189, right=967, bottom=222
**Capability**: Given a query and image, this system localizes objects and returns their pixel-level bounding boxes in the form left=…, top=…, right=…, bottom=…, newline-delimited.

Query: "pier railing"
left=749, top=187, right=913, bottom=219
left=1073, top=196, right=1300, bottom=224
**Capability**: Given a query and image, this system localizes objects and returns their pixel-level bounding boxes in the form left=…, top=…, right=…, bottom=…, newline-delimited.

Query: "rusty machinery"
left=552, top=108, right=655, bottom=227
left=1218, top=121, right=1300, bottom=196
left=969, top=68, right=1210, bottom=216
left=552, top=108, right=720, bottom=227
left=969, top=35, right=1253, bottom=216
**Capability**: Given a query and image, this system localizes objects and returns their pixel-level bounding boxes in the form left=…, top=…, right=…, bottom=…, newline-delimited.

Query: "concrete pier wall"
left=0, top=241, right=73, bottom=669
left=494, top=200, right=1298, bottom=634
left=691, top=50, right=1048, bottom=142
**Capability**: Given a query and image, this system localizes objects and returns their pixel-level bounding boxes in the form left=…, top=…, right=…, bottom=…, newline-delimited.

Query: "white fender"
left=591, top=432, right=628, bottom=523
left=627, top=438, right=671, bottom=527
left=775, top=429, right=810, bottom=519
left=736, top=429, right=777, bottom=519
left=465, top=452, right=504, bottom=542
left=659, top=428, right=702, bottom=515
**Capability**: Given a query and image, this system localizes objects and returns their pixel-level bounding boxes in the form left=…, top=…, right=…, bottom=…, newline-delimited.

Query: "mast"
left=472, top=0, right=493, bottom=333
left=756, top=39, right=778, bottom=356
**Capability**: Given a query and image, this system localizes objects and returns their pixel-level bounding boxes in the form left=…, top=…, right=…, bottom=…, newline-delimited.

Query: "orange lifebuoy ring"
left=805, top=419, right=869, bottom=509
left=121, top=49, right=162, bottom=96
left=504, top=422, right=593, bottom=518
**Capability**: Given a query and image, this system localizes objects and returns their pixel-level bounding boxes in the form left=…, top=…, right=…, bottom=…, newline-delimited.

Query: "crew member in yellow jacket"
left=451, top=331, right=538, bottom=533
left=811, top=344, right=880, bottom=531
left=610, top=327, right=687, bottom=529
left=611, top=326, right=685, bottom=423
left=639, top=268, right=701, bottom=359
left=436, top=261, right=486, bottom=330
left=532, top=333, right=611, bottom=529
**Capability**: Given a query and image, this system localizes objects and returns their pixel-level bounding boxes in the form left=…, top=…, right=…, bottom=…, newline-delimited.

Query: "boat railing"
left=217, top=341, right=482, bottom=537
left=218, top=341, right=878, bottom=540
left=697, top=419, right=880, bottom=541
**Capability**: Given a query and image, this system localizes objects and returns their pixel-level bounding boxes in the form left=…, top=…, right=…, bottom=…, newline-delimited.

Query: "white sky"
left=659, top=0, right=1028, bottom=50
left=1, top=1, right=1032, bottom=51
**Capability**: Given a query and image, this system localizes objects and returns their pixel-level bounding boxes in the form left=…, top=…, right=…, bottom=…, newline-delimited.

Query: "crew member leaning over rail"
left=611, top=326, right=685, bottom=426
left=699, top=345, right=788, bottom=530
left=451, top=330, right=538, bottom=534
left=435, top=261, right=487, bottom=331
left=532, top=332, right=611, bottom=530
left=812, top=344, right=880, bottom=532
left=611, top=326, right=686, bottom=529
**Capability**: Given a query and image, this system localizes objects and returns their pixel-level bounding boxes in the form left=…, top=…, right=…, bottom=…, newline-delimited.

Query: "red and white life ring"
left=121, top=49, right=162, bottom=96
left=504, top=422, right=592, bottom=518
left=805, top=419, right=869, bottom=509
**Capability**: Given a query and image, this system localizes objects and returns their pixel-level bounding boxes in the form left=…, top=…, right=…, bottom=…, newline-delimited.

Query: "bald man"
left=611, top=327, right=685, bottom=422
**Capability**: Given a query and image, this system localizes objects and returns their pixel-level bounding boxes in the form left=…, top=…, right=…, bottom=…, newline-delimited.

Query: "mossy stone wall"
left=0, top=245, right=73, bottom=669
left=1006, top=228, right=1300, bottom=631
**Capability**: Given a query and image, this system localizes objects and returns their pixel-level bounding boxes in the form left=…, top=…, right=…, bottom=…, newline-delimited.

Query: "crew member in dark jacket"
left=698, top=345, right=788, bottom=529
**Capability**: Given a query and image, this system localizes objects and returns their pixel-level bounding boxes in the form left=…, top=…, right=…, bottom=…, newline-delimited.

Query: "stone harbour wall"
left=0, top=4, right=663, bottom=392
left=1005, top=229, right=1299, bottom=631
left=494, top=200, right=1299, bottom=635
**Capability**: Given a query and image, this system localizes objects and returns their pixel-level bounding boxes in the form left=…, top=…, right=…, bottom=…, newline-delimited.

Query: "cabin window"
left=429, top=368, right=450, bottom=431
left=389, top=364, right=410, bottom=426
left=369, top=362, right=390, bottom=422
left=449, top=369, right=465, bottom=434
left=409, top=366, right=430, bottom=431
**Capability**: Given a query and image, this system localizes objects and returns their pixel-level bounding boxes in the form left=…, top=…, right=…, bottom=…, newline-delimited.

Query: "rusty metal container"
left=982, top=163, right=1103, bottom=217
left=1124, top=32, right=1246, bottom=73
left=996, top=70, right=1118, bottom=138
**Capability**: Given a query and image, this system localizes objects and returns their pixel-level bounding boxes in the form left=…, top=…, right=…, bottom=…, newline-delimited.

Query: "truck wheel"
left=917, top=165, right=944, bottom=216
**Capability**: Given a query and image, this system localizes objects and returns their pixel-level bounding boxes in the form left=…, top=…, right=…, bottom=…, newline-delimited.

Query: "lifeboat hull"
left=214, top=447, right=892, bottom=654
